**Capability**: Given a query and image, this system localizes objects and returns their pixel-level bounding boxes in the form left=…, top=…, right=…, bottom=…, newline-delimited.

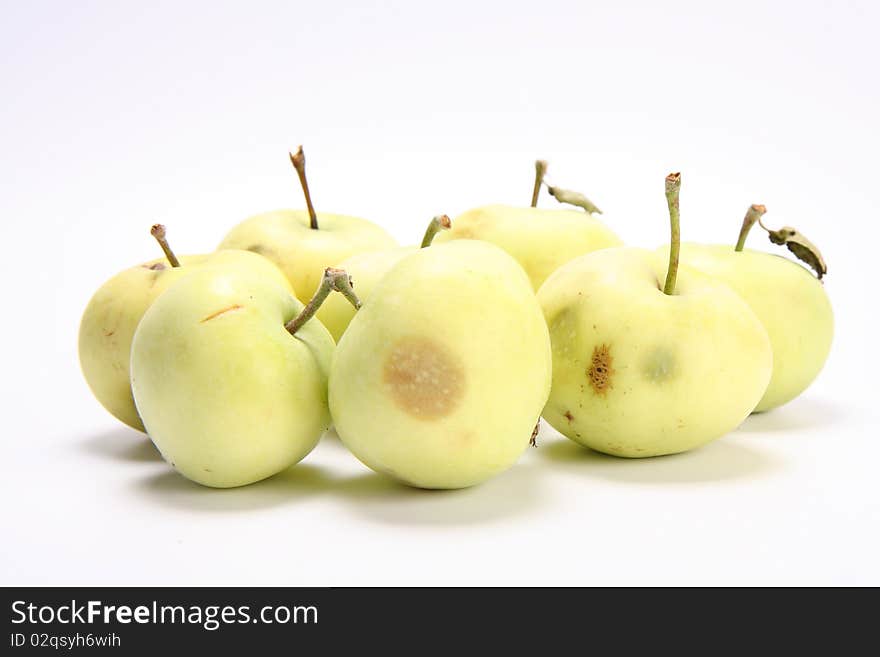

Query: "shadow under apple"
left=537, top=435, right=780, bottom=484
left=331, top=460, right=550, bottom=527
left=132, top=443, right=549, bottom=525
left=78, top=426, right=163, bottom=463
left=738, top=396, right=845, bottom=434
left=134, top=463, right=335, bottom=513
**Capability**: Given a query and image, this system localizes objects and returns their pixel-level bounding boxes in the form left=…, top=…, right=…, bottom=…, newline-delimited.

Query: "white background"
left=2, top=1, right=878, bottom=585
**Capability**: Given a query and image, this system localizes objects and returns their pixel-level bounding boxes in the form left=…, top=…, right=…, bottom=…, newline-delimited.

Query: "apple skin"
left=78, top=250, right=293, bottom=432
left=329, top=240, right=552, bottom=489
left=218, top=210, right=397, bottom=304
left=130, top=268, right=334, bottom=488
left=316, top=247, right=416, bottom=342
left=660, top=244, right=833, bottom=412
left=537, top=247, right=773, bottom=457
left=433, top=204, right=622, bottom=290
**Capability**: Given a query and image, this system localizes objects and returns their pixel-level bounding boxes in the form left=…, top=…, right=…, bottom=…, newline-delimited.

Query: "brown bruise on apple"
left=587, top=343, right=614, bottom=395
left=382, top=336, right=465, bottom=419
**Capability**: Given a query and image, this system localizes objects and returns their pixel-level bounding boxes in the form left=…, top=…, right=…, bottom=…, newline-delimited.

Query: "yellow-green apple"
left=660, top=204, right=832, bottom=411
left=329, top=240, right=551, bottom=488
left=537, top=174, right=773, bottom=457
left=130, top=267, right=358, bottom=487
left=78, top=225, right=293, bottom=431
left=218, top=146, right=397, bottom=303
left=434, top=159, right=622, bottom=290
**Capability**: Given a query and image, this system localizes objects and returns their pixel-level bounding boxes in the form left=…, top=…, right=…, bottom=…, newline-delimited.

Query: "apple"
left=130, top=267, right=358, bottom=487
left=329, top=240, right=552, bottom=489
left=434, top=159, right=622, bottom=290
left=316, top=214, right=451, bottom=342
left=218, top=146, right=397, bottom=303
left=537, top=173, right=773, bottom=457
left=78, top=225, right=293, bottom=431
left=660, top=203, right=833, bottom=411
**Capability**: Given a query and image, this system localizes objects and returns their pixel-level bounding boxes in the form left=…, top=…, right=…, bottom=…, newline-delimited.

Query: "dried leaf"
left=767, top=226, right=827, bottom=279
left=546, top=186, right=603, bottom=215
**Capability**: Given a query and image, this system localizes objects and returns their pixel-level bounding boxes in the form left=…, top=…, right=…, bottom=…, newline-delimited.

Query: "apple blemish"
left=587, top=344, right=614, bottom=395
left=383, top=336, right=466, bottom=420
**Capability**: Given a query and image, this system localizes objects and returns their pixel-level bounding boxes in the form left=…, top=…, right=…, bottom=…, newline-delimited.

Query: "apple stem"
left=290, top=146, right=319, bottom=230
left=531, top=160, right=548, bottom=207
left=285, top=267, right=360, bottom=335
left=734, top=204, right=767, bottom=252
left=150, top=224, right=181, bottom=267
left=420, top=214, right=452, bottom=248
left=662, top=172, right=682, bottom=295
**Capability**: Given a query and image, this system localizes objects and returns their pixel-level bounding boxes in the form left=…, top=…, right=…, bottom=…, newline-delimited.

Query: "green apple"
left=329, top=239, right=552, bottom=489
left=130, top=267, right=358, bottom=487
left=78, top=225, right=293, bottom=431
left=659, top=204, right=833, bottom=411
left=434, top=159, right=622, bottom=290
left=316, top=215, right=451, bottom=342
left=537, top=173, right=773, bottom=457
left=218, top=146, right=397, bottom=303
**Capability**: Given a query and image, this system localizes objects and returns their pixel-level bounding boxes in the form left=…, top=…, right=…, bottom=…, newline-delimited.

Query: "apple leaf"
left=766, top=227, right=827, bottom=279
left=546, top=186, right=603, bottom=215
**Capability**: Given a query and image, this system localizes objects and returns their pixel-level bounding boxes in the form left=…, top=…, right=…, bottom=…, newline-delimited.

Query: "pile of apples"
left=79, top=148, right=833, bottom=489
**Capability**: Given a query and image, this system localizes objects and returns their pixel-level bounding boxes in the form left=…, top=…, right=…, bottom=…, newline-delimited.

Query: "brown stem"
left=150, top=224, right=180, bottom=267
left=290, top=146, right=318, bottom=230
left=531, top=160, right=548, bottom=207
left=285, top=268, right=360, bottom=335
left=420, top=215, right=451, bottom=248
left=663, top=173, right=681, bottom=295
left=734, top=204, right=767, bottom=252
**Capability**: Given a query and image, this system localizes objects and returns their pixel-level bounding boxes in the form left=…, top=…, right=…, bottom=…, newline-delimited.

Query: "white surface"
left=2, top=1, right=879, bottom=586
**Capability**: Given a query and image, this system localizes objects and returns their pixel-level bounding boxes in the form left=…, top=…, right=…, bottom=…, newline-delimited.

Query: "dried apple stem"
left=420, top=214, right=451, bottom=248
left=150, top=224, right=180, bottom=267
left=285, top=268, right=360, bottom=335
left=531, top=160, right=548, bottom=207
left=734, top=204, right=767, bottom=252
left=663, top=173, right=681, bottom=295
left=290, top=146, right=318, bottom=230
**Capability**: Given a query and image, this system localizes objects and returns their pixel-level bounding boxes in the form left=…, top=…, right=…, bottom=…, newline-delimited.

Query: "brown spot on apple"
left=563, top=410, right=574, bottom=422
left=587, top=343, right=614, bottom=395
left=383, top=336, right=465, bottom=419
